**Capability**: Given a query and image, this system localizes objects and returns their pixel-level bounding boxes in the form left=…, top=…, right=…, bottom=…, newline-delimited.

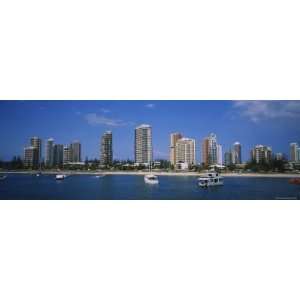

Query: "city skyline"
left=1, top=100, right=300, bottom=161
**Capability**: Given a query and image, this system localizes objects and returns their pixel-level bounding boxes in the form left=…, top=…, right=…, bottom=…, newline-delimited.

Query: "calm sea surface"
left=0, top=174, right=300, bottom=200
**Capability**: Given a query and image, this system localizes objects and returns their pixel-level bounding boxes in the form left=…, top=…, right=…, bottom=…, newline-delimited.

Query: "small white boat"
left=95, top=175, right=105, bottom=178
left=144, top=174, right=159, bottom=184
left=0, top=175, right=7, bottom=181
left=56, top=174, right=67, bottom=180
left=198, top=172, right=224, bottom=187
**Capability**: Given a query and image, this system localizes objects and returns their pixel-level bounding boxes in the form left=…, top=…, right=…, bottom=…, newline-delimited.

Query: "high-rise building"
left=297, top=148, right=300, bottom=162
left=135, top=124, right=152, bottom=164
left=24, top=146, right=39, bottom=168
left=53, top=144, right=64, bottom=167
left=45, top=138, right=54, bottom=167
left=70, top=140, right=81, bottom=162
left=201, top=137, right=209, bottom=166
left=232, top=142, right=242, bottom=164
left=217, top=144, right=223, bottom=165
left=275, top=153, right=283, bottom=161
left=224, top=151, right=232, bottom=166
left=175, top=138, right=196, bottom=166
left=170, top=132, right=182, bottom=165
left=208, top=133, right=218, bottom=165
left=251, top=145, right=272, bottom=163
left=63, top=146, right=72, bottom=164
left=100, top=131, right=113, bottom=165
left=202, top=134, right=218, bottom=166
left=30, top=136, right=42, bottom=164
left=290, top=143, right=298, bottom=162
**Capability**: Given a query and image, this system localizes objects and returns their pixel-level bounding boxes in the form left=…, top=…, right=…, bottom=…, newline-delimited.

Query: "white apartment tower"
left=175, top=138, right=196, bottom=166
left=217, top=144, right=223, bottom=165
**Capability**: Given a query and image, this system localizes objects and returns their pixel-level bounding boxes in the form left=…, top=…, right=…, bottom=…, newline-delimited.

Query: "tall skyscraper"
left=70, top=140, right=81, bottom=162
left=100, top=131, right=113, bottom=165
left=201, top=137, right=209, bottom=166
left=24, top=146, right=39, bottom=168
left=135, top=124, right=152, bottom=164
left=53, top=144, right=64, bottom=167
left=217, top=144, right=223, bottom=165
left=45, top=138, right=54, bottom=167
left=224, top=151, right=232, bottom=166
left=202, top=133, right=217, bottom=166
left=170, top=132, right=182, bottom=165
left=232, top=142, right=242, bottom=164
left=175, top=138, right=196, bottom=166
left=63, top=146, right=72, bottom=164
left=30, top=136, right=42, bottom=164
left=251, top=145, right=272, bottom=163
left=290, top=143, right=298, bottom=162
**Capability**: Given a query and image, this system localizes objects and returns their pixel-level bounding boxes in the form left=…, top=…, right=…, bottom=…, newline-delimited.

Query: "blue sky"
left=0, top=100, right=300, bottom=162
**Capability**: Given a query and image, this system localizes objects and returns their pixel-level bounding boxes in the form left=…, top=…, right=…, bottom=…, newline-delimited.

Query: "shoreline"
left=1, top=170, right=300, bottom=178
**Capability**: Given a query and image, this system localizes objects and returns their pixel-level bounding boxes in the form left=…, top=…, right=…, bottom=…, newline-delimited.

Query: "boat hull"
left=198, top=182, right=224, bottom=187
left=144, top=175, right=159, bottom=184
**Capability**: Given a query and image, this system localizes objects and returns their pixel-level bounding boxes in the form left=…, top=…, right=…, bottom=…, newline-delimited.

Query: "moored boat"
left=198, top=172, right=224, bottom=187
left=56, top=174, right=67, bottom=180
left=144, top=174, right=159, bottom=184
left=0, top=175, right=7, bottom=181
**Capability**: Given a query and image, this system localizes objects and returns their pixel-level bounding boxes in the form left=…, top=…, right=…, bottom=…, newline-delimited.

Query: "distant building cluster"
left=21, top=124, right=300, bottom=170
left=24, top=137, right=82, bottom=168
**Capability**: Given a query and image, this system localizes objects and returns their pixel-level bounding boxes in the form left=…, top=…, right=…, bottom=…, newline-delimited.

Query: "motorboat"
left=198, top=172, right=224, bottom=187
left=144, top=174, right=159, bottom=184
left=56, top=174, right=67, bottom=180
left=0, top=175, right=7, bottom=181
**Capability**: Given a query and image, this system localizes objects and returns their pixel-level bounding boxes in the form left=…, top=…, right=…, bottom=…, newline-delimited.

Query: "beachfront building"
left=63, top=146, right=72, bottom=164
left=24, top=146, right=39, bottom=168
left=232, top=142, right=242, bottom=164
left=290, top=142, right=299, bottom=162
left=175, top=138, right=196, bottom=167
left=170, top=132, right=182, bottom=166
left=70, top=140, right=81, bottom=162
left=45, top=138, right=54, bottom=167
left=217, top=144, right=223, bottom=165
left=202, top=133, right=217, bottom=166
left=251, top=145, right=272, bottom=164
left=224, top=151, right=232, bottom=166
left=30, top=136, right=42, bottom=165
left=100, top=131, right=113, bottom=166
left=201, top=137, right=209, bottom=166
left=275, top=152, right=283, bottom=161
left=135, top=124, right=152, bottom=165
left=53, top=144, right=64, bottom=167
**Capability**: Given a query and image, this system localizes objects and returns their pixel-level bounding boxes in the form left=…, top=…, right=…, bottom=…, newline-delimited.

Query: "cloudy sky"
left=0, top=100, right=300, bottom=161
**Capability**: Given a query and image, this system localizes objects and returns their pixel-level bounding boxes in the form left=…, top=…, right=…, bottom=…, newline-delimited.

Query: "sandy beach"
left=1, top=170, right=300, bottom=178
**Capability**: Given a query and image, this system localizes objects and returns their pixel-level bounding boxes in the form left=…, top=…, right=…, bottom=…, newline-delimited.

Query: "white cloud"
left=145, top=103, right=155, bottom=109
left=101, top=108, right=111, bottom=113
left=85, top=113, right=132, bottom=127
left=233, top=101, right=300, bottom=122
